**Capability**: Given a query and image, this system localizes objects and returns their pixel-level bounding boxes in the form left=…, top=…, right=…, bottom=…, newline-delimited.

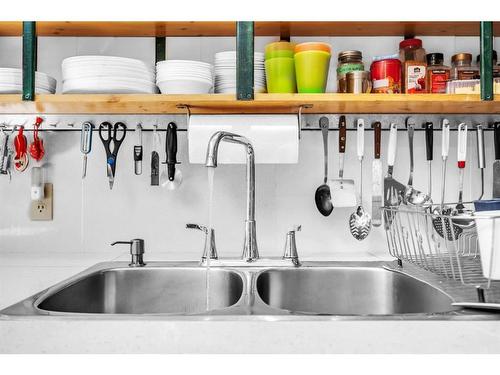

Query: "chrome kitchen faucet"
left=205, top=131, right=258, bottom=262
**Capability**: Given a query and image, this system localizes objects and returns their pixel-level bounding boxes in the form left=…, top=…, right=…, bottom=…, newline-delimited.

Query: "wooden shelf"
left=0, top=94, right=498, bottom=115
left=0, top=21, right=499, bottom=37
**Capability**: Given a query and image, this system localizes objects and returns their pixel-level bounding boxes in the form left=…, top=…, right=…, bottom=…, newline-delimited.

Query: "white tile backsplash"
left=0, top=35, right=497, bottom=260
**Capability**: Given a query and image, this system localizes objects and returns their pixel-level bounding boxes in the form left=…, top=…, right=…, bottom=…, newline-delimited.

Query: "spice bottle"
left=399, top=38, right=427, bottom=94
left=426, top=53, right=450, bottom=93
left=476, top=50, right=500, bottom=78
left=337, top=50, right=364, bottom=93
left=451, top=53, right=479, bottom=80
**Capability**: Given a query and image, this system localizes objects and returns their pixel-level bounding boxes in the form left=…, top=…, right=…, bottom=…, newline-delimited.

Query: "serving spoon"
left=404, top=117, right=432, bottom=207
left=315, top=116, right=333, bottom=216
left=349, top=119, right=371, bottom=240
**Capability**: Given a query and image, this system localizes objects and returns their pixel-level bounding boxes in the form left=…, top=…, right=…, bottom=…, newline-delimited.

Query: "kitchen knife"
left=425, top=121, right=433, bottom=198
left=151, top=125, right=160, bottom=186
left=493, top=122, right=500, bottom=198
left=372, top=121, right=382, bottom=227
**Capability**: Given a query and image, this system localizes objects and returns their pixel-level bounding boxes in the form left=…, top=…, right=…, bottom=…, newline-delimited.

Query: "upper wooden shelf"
left=0, top=94, right=498, bottom=115
left=0, top=21, right=499, bottom=37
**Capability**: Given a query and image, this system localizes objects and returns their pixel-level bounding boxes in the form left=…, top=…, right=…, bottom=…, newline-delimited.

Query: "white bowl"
left=157, top=60, right=213, bottom=71
left=157, top=69, right=212, bottom=79
left=0, top=83, right=55, bottom=94
left=62, top=77, right=158, bottom=94
left=63, top=56, right=154, bottom=72
left=63, top=65, right=155, bottom=82
left=0, top=69, right=57, bottom=89
left=157, top=78, right=213, bottom=94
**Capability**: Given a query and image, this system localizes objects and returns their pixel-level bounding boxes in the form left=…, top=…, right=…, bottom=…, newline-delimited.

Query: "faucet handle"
left=111, top=238, right=145, bottom=267
left=186, top=223, right=218, bottom=261
left=186, top=223, right=208, bottom=233
left=283, top=225, right=301, bottom=266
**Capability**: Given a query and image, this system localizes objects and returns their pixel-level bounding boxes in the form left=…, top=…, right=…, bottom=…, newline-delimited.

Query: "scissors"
left=99, top=121, right=126, bottom=189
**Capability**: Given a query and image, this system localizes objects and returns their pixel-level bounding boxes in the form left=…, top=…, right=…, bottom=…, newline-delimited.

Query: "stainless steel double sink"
left=4, top=259, right=497, bottom=319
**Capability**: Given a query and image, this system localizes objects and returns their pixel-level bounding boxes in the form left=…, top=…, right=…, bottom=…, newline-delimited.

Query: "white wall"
left=0, top=35, right=498, bottom=260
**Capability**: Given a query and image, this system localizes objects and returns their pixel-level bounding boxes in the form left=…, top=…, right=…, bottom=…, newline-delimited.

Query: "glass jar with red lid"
left=399, top=38, right=427, bottom=93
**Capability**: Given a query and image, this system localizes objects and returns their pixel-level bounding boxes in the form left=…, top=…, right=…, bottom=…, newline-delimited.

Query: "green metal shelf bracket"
left=155, top=37, right=166, bottom=64
left=480, top=21, right=493, bottom=101
left=236, top=21, right=255, bottom=100
left=22, top=21, right=37, bottom=101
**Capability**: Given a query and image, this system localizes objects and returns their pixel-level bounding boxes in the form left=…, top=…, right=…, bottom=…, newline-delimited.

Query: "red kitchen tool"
left=29, top=117, right=44, bottom=162
left=13, top=125, right=29, bottom=172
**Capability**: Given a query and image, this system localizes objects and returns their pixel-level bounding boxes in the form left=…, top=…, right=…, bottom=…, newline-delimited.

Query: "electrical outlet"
left=30, top=183, right=53, bottom=221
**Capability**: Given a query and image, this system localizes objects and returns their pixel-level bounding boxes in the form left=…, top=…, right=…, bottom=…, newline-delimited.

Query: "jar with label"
left=337, top=50, right=364, bottom=93
left=426, top=53, right=450, bottom=93
left=399, top=38, right=427, bottom=94
left=370, top=58, right=401, bottom=93
left=451, top=53, right=479, bottom=80
left=476, top=50, right=500, bottom=78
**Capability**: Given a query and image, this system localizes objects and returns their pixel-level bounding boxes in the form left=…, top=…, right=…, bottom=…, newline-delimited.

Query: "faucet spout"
left=205, top=131, right=259, bottom=262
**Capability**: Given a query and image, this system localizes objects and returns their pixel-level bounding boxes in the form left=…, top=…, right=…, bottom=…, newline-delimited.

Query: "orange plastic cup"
left=294, top=42, right=332, bottom=54
left=265, top=41, right=295, bottom=60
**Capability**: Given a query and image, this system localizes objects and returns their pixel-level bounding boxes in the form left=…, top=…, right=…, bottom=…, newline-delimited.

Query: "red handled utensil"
left=29, top=117, right=44, bottom=162
left=13, top=125, right=29, bottom=171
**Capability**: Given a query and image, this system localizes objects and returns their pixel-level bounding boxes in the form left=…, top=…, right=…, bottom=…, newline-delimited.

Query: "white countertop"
left=1, top=251, right=500, bottom=354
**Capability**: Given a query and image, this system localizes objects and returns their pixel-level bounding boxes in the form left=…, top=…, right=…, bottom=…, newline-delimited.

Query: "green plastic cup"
left=294, top=50, right=331, bottom=93
left=265, top=57, right=297, bottom=93
left=265, top=49, right=295, bottom=60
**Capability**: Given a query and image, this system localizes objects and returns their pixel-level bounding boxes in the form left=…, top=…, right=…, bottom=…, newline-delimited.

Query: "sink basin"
left=256, top=267, right=455, bottom=315
left=36, top=267, right=244, bottom=314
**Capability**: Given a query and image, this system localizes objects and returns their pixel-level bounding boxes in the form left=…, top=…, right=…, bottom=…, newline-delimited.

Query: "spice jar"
left=426, top=53, right=450, bottom=93
left=337, top=50, right=364, bottom=93
left=451, top=53, right=479, bottom=80
left=370, top=58, right=401, bottom=93
left=399, top=38, right=427, bottom=93
left=476, top=50, right=500, bottom=78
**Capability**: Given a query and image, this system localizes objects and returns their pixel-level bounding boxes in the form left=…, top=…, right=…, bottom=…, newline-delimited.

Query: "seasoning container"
left=476, top=50, right=500, bottom=78
left=399, top=38, right=427, bottom=93
left=451, top=53, right=478, bottom=80
left=370, top=58, right=401, bottom=93
left=337, top=50, right=364, bottom=93
left=346, top=71, right=371, bottom=93
left=426, top=53, right=450, bottom=93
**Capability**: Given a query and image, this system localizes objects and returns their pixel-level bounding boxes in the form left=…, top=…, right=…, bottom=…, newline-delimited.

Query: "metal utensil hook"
left=297, top=104, right=313, bottom=140
left=176, top=104, right=191, bottom=127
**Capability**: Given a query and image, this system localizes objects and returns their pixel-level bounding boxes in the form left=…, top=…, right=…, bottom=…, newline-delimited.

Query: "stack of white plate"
left=61, top=56, right=157, bottom=94
left=214, top=51, right=266, bottom=94
left=0, top=68, right=56, bottom=94
left=156, top=60, right=214, bottom=94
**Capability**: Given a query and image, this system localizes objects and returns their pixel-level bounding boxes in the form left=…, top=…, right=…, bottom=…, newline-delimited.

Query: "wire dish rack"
left=383, top=203, right=500, bottom=297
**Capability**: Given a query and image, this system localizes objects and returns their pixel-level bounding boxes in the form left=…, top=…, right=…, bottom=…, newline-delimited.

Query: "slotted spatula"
left=330, top=115, right=356, bottom=207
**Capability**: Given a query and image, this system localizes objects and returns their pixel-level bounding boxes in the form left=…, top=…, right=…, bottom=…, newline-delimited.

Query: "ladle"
left=315, top=116, right=333, bottom=216
left=403, top=117, right=432, bottom=207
